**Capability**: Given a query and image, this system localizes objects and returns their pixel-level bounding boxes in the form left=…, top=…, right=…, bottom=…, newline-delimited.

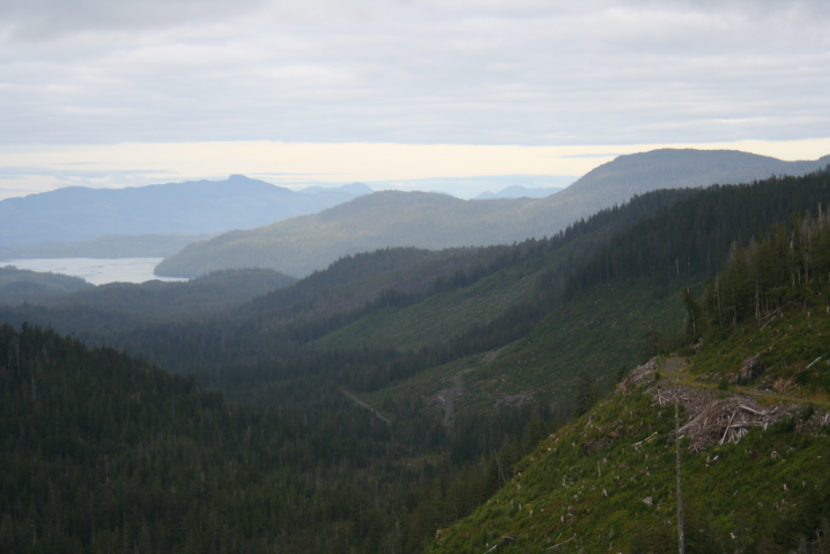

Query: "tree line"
left=565, top=170, right=830, bottom=296
left=693, top=205, right=830, bottom=335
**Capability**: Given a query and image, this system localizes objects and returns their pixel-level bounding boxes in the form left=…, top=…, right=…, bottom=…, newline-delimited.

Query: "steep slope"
left=0, top=324, right=429, bottom=553
left=426, top=205, right=830, bottom=552
left=427, top=306, right=830, bottom=553
left=155, top=149, right=829, bottom=278
left=318, top=172, right=830, bottom=412
left=0, top=175, right=370, bottom=248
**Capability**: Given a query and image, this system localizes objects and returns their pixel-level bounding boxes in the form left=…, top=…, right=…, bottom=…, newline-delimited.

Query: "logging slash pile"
left=619, top=358, right=811, bottom=452
left=659, top=390, right=784, bottom=452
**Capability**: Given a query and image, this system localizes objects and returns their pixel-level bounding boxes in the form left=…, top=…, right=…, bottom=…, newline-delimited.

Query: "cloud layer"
left=2, top=0, right=829, bottom=146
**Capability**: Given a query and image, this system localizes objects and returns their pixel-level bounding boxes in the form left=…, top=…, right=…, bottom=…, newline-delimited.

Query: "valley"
left=1, top=154, right=829, bottom=552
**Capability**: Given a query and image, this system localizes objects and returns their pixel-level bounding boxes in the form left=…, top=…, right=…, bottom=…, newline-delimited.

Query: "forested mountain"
left=0, top=324, right=428, bottom=552
left=41, top=268, right=298, bottom=321
left=330, top=171, right=830, bottom=424
left=154, top=191, right=541, bottom=278
left=428, top=208, right=830, bottom=553
left=0, top=266, right=93, bottom=303
left=156, top=149, right=830, bottom=278
left=0, top=269, right=297, bottom=336
left=5, top=172, right=829, bottom=405
left=2, top=169, right=829, bottom=552
left=0, top=175, right=371, bottom=250
left=558, top=148, right=830, bottom=210
left=6, top=187, right=695, bottom=379
left=567, top=171, right=830, bottom=293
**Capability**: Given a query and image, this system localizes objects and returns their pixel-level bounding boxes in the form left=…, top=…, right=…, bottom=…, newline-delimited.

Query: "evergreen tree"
left=574, top=371, right=598, bottom=417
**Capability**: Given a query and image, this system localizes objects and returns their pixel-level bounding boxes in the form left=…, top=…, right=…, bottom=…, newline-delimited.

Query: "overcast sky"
left=1, top=0, right=829, bottom=198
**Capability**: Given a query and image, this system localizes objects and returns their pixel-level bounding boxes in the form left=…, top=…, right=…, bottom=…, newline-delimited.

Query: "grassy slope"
left=362, top=274, right=701, bottom=421
left=453, top=276, right=699, bottom=406
left=425, top=305, right=830, bottom=553
left=243, top=247, right=508, bottom=327
left=686, top=309, right=830, bottom=405
left=311, top=191, right=699, bottom=354
left=313, top=251, right=547, bottom=350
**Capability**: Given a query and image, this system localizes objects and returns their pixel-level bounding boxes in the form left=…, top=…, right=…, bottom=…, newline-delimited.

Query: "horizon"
left=2, top=1, right=829, bottom=200
left=2, top=139, right=830, bottom=201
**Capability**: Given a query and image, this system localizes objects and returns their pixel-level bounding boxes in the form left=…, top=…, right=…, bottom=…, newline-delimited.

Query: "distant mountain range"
left=0, top=175, right=372, bottom=248
left=156, top=191, right=540, bottom=277
left=474, top=185, right=564, bottom=199
left=0, top=233, right=212, bottom=260
left=156, top=149, right=830, bottom=278
left=556, top=148, right=830, bottom=210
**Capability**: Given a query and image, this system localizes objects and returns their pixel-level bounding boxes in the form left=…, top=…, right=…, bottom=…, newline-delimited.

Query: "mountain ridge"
left=536, top=148, right=830, bottom=219
left=474, top=185, right=564, bottom=199
left=156, top=149, right=830, bottom=278
left=2, top=170, right=829, bottom=552
left=155, top=191, right=544, bottom=277
left=0, top=175, right=371, bottom=247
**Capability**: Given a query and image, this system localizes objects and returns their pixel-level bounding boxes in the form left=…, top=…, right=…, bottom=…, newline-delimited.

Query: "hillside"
left=155, top=149, right=830, bottom=278
left=122, top=189, right=701, bottom=385
left=40, top=268, right=298, bottom=322
left=298, top=172, right=830, bottom=413
left=428, top=355, right=830, bottom=552
left=0, top=175, right=371, bottom=249
left=427, top=298, right=830, bottom=553
left=0, top=266, right=93, bottom=303
left=426, top=204, right=830, bottom=552
left=7, top=172, right=830, bottom=403
left=0, top=324, right=428, bottom=552
left=555, top=148, right=830, bottom=211
left=155, top=191, right=540, bottom=278
left=2, top=170, right=830, bottom=552
left=0, top=269, right=298, bottom=356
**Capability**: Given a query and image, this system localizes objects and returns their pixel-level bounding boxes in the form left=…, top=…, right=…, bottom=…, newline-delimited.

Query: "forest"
left=426, top=187, right=830, bottom=553
left=1, top=169, right=829, bottom=552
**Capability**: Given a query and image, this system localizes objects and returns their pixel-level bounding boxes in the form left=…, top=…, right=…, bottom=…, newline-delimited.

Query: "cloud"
left=0, top=0, right=264, bottom=38
left=0, top=1, right=828, bottom=146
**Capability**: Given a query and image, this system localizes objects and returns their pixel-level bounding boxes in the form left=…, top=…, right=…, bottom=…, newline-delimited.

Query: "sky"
left=1, top=0, right=829, bottom=199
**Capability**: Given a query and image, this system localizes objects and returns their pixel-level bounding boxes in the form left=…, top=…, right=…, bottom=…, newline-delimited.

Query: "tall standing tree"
left=574, top=371, right=597, bottom=417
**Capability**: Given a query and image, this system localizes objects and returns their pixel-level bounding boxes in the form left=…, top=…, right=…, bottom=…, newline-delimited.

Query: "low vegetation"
left=428, top=306, right=830, bottom=553
left=427, top=204, right=830, bottom=553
